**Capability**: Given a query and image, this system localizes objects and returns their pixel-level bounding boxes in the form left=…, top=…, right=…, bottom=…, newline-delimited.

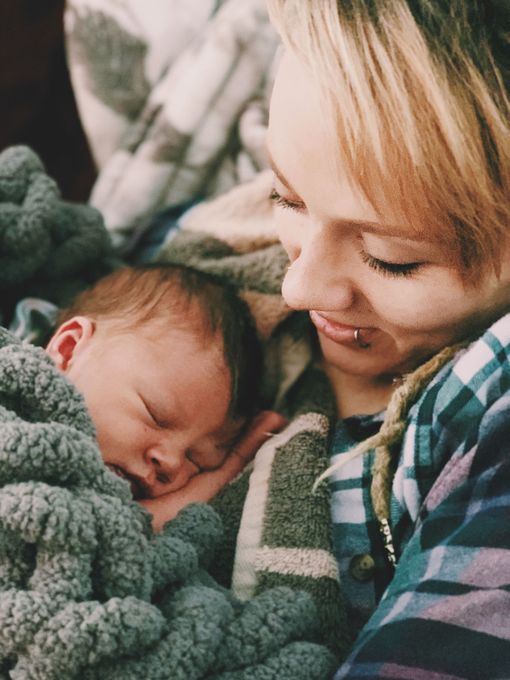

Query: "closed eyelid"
left=267, top=149, right=297, bottom=194
left=270, top=185, right=411, bottom=240
left=138, top=393, right=172, bottom=429
left=266, top=149, right=301, bottom=203
left=270, top=188, right=305, bottom=212
left=359, top=249, right=422, bottom=278
left=267, top=154, right=427, bottom=241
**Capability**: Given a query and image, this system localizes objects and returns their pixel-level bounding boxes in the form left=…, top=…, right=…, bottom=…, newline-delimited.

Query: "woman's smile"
left=309, top=311, right=377, bottom=347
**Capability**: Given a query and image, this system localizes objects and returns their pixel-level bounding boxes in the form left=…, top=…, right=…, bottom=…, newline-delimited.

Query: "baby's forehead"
left=136, top=306, right=225, bottom=351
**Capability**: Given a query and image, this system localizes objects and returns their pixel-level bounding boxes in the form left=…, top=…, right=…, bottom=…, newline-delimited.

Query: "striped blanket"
left=157, top=172, right=353, bottom=659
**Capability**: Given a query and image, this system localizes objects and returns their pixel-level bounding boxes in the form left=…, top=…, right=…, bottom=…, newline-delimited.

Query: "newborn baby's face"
left=50, top=317, right=243, bottom=499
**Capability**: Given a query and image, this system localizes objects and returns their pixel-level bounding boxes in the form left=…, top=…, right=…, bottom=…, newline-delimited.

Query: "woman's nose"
left=280, top=229, right=355, bottom=311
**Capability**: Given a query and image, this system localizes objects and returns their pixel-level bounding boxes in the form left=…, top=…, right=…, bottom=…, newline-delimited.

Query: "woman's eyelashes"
left=270, top=187, right=423, bottom=279
left=269, top=188, right=305, bottom=212
left=359, top=249, right=421, bottom=278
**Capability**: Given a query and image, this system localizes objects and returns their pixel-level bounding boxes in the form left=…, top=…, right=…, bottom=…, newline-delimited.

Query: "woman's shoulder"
left=393, top=312, right=510, bottom=522
left=447, top=312, right=510, bottom=391
left=415, top=311, right=510, bottom=430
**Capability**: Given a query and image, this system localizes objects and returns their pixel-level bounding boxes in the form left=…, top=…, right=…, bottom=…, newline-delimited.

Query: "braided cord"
left=370, top=341, right=469, bottom=522
left=370, top=342, right=469, bottom=565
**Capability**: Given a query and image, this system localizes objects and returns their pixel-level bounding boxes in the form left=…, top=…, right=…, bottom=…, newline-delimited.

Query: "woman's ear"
left=46, top=316, right=95, bottom=372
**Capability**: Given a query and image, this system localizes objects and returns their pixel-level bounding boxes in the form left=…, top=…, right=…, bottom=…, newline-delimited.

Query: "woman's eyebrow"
left=353, top=223, right=430, bottom=241
left=267, top=145, right=431, bottom=242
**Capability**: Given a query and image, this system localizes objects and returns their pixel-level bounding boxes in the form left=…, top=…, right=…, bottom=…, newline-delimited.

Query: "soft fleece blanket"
left=0, top=328, right=336, bottom=679
left=65, top=0, right=279, bottom=248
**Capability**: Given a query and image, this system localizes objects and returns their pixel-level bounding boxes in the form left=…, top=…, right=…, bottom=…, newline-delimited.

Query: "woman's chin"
left=318, top=331, right=445, bottom=382
left=318, top=333, right=404, bottom=380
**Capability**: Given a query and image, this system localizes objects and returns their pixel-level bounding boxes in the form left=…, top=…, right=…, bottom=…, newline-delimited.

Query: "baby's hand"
left=139, top=411, right=287, bottom=532
left=229, top=409, right=289, bottom=465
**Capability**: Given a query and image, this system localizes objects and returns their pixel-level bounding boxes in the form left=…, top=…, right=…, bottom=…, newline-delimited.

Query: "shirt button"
left=349, top=553, right=376, bottom=582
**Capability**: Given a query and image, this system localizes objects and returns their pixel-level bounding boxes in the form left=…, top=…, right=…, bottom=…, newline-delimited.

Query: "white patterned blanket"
left=65, top=0, right=279, bottom=247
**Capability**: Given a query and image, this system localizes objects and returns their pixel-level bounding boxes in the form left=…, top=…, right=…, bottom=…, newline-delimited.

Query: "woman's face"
left=267, top=51, right=510, bottom=380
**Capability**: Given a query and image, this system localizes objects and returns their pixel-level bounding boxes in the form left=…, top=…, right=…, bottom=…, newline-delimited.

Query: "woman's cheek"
left=365, top=279, right=461, bottom=332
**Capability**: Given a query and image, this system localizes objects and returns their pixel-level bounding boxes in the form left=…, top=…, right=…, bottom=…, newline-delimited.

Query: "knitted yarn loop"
left=0, top=146, right=113, bottom=327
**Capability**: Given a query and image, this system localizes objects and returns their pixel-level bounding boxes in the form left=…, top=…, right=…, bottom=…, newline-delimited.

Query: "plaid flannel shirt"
left=331, top=313, right=510, bottom=679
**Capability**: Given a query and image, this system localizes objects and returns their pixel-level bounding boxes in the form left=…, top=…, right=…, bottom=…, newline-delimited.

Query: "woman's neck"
left=323, top=362, right=396, bottom=419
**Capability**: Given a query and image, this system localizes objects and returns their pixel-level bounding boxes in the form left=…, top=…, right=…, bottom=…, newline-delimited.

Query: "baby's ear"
left=46, top=316, right=95, bottom=372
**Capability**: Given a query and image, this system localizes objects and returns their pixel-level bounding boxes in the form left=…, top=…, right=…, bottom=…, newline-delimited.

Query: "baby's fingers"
left=232, top=410, right=287, bottom=463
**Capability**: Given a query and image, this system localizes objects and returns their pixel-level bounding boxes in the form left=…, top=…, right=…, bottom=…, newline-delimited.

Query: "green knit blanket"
left=0, top=327, right=336, bottom=679
left=0, top=144, right=351, bottom=673
left=0, top=147, right=339, bottom=677
left=0, top=145, right=114, bottom=327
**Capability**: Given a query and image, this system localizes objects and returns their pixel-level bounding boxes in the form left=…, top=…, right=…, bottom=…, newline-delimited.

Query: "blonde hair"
left=268, top=0, right=510, bottom=275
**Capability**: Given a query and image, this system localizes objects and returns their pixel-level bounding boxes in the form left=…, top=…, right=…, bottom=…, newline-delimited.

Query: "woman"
left=265, top=1, right=510, bottom=678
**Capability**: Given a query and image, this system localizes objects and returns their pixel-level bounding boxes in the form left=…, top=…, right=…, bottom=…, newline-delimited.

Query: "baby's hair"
left=268, top=0, right=510, bottom=276
left=57, top=264, right=261, bottom=420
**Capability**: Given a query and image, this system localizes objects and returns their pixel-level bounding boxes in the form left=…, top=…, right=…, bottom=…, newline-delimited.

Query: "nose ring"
left=354, top=328, right=371, bottom=349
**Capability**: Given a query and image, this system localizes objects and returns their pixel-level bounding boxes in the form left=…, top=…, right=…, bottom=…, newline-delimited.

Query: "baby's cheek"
left=94, top=414, right=142, bottom=465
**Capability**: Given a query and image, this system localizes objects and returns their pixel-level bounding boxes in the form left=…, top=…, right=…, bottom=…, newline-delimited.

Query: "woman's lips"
left=309, top=310, right=376, bottom=345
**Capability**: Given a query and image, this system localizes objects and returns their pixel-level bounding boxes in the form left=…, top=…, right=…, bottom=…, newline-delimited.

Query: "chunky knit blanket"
left=0, top=141, right=349, bottom=668
left=156, top=172, right=352, bottom=658
left=0, top=327, right=337, bottom=679
left=0, top=143, right=338, bottom=677
left=0, top=145, right=113, bottom=328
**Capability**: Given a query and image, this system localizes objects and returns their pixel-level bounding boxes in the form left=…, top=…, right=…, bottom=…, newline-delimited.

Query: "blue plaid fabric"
left=331, top=313, right=510, bottom=679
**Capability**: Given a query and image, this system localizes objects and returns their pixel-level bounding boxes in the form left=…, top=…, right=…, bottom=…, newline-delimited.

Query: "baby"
left=46, top=263, right=283, bottom=530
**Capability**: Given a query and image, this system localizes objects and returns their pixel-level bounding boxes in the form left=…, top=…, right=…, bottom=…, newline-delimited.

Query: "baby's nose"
left=147, top=447, right=185, bottom=482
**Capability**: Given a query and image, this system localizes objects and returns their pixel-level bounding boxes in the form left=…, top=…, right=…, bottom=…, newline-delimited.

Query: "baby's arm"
left=139, top=411, right=287, bottom=532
